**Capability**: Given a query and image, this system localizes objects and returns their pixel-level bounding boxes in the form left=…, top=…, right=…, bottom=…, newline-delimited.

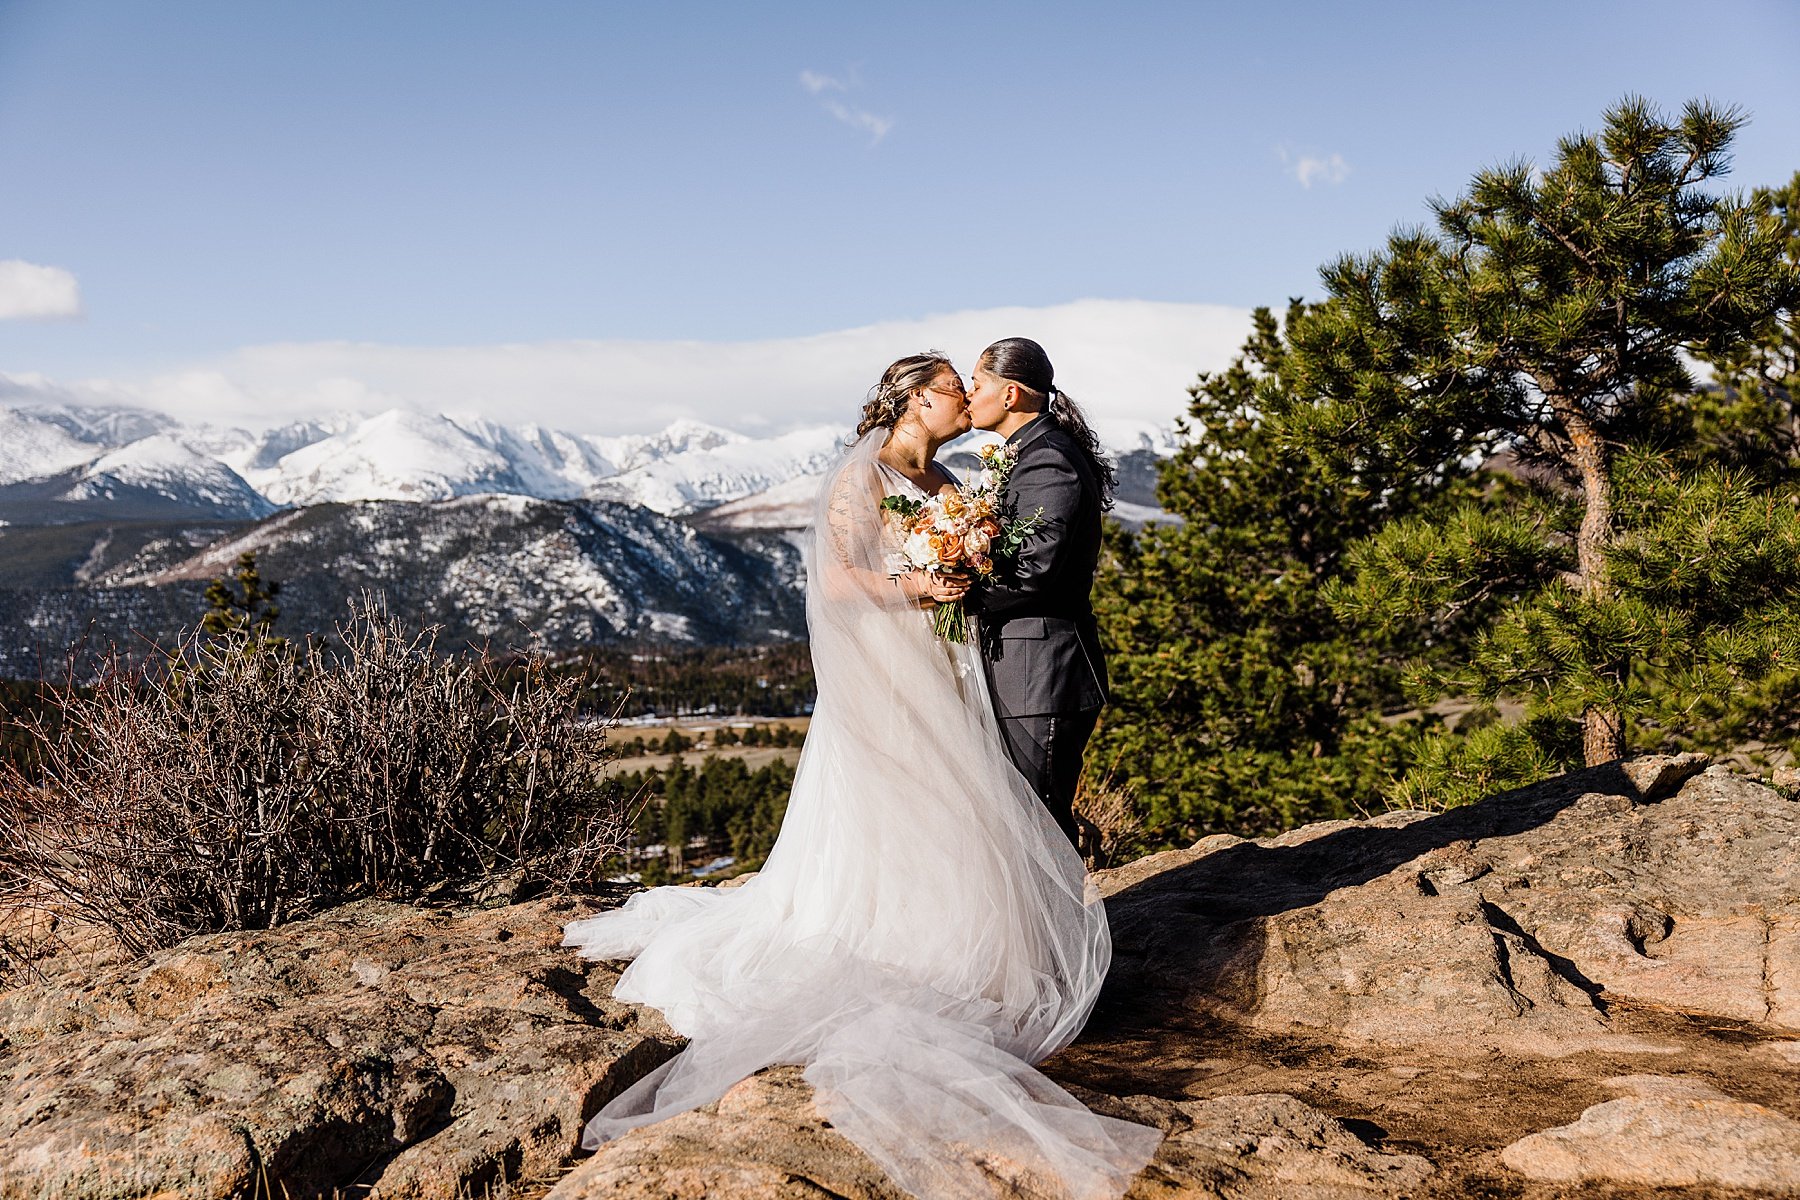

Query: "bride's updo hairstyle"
left=977, top=338, right=1116, bottom=508
left=857, top=350, right=954, bottom=438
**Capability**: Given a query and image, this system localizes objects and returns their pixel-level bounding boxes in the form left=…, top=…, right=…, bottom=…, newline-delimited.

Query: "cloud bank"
left=0, top=260, right=83, bottom=320
left=0, top=299, right=1252, bottom=446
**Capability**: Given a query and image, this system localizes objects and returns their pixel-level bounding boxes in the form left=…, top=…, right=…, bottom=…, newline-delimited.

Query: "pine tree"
left=1271, top=98, right=1800, bottom=789
left=1642, top=170, right=1800, bottom=756
left=1089, top=306, right=1462, bottom=845
left=1677, top=171, right=1800, bottom=482
left=201, top=551, right=284, bottom=645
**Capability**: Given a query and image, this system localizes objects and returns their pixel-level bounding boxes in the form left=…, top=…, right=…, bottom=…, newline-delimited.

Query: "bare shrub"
left=0, top=598, right=629, bottom=955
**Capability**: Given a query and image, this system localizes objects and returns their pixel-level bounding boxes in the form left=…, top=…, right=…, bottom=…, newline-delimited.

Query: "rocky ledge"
left=1, top=755, right=1796, bottom=1198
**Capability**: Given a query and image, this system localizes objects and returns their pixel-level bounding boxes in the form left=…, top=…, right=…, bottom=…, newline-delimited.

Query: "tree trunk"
left=1561, top=403, right=1627, bottom=766
left=1583, top=705, right=1625, bottom=766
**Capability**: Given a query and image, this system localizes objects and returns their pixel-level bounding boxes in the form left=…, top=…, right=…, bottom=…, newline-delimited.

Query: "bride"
left=562, top=351, right=1162, bottom=1199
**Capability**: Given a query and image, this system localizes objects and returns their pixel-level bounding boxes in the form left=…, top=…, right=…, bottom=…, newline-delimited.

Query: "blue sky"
left=1, top=0, right=1796, bottom=435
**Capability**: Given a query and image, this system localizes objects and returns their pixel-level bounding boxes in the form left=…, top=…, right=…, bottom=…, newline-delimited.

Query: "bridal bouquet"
left=880, top=442, right=1043, bottom=643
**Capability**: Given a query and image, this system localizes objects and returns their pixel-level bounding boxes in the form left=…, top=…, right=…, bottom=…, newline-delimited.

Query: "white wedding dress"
left=561, top=431, right=1162, bottom=1199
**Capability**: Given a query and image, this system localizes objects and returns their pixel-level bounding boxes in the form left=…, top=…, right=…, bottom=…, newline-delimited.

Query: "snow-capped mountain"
left=0, top=494, right=806, bottom=674
left=0, top=406, right=105, bottom=485
left=589, top=425, right=845, bottom=515
left=238, top=410, right=534, bottom=506
left=689, top=472, right=826, bottom=533
left=0, top=433, right=278, bottom=524
left=610, top=418, right=744, bottom=470
left=0, top=400, right=836, bottom=522
left=186, top=416, right=350, bottom=474
left=148, top=494, right=804, bottom=642
left=1097, top=419, right=1186, bottom=457
left=59, top=435, right=276, bottom=520
left=11, top=402, right=178, bottom=451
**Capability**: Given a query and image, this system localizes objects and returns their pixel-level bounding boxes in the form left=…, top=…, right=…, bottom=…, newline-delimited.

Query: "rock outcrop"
left=0, top=898, right=679, bottom=1198
left=2, top=757, right=1796, bottom=1197
left=1101, top=758, right=1800, bottom=1045
left=1500, top=1074, right=1800, bottom=1192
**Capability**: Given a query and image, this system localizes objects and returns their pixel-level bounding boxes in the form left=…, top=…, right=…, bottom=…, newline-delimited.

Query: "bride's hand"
left=927, top=571, right=971, bottom=605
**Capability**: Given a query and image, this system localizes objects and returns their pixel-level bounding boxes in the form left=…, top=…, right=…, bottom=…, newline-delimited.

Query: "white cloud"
left=820, top=99, right=893, bottom=143
left=1, top=300, right=1253, bottom=449
left=0, top=260, right=83, bottom=320
left=799, top=67, right=893, bottom=145
left=1278, top=148, right=1350, bottom=189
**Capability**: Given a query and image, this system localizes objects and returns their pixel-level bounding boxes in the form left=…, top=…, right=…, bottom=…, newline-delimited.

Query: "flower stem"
left=934, top=601, right=968, bottom=644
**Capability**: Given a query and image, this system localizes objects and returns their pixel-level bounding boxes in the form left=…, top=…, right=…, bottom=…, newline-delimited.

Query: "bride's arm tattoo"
left=824, top=473, right=933, bottom=608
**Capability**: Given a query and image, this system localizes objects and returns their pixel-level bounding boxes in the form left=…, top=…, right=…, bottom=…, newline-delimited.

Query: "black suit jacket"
left=970, top=415, right=1108, bottom=719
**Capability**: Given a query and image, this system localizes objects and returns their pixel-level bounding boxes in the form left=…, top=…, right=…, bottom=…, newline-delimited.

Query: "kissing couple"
left=563, top=338, right=1161, bottom=1199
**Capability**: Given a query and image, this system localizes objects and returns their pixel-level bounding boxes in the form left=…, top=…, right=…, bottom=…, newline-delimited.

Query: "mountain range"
left=0, top=401, right=1175, bottom=669
left=0, top=404, right=863, bottom=523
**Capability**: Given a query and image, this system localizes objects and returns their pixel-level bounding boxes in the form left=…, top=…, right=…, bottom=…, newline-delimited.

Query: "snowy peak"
left=246, top=409, right=522, bottom=506
left=14, top=402, right=177, bottom=450
left=218, top=410, right=769, bottom=510
left=442, top=414, right=625, bottom=497
left=59, top=434, right=276, bottom=519
left=688, top=471, right=824, bottom=532
left=626, top=418, right=744, bottom=465
left=0, top=407, right=105, bottom=485
left=203, top=416, right=349, bottom=473
left=590, top=425, right=844, bottom=515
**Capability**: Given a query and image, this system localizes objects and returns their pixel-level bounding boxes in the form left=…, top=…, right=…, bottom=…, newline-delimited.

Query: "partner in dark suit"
left=964, top=338, right=1114, bottom=850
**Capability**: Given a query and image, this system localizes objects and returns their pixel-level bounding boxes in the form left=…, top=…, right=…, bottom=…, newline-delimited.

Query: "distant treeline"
left=613, top=722, right=806, bottom=759
left=518, top=643, right=816, bottom=720
left=614, top=754, right=798, bottom=885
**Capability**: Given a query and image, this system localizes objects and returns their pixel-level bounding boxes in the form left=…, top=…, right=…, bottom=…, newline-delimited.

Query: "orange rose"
left=939, top=537, right=967, bottom=564
left=974, top=518, right=1001, bottom=538
left=913, top=516, right=936, bottom=535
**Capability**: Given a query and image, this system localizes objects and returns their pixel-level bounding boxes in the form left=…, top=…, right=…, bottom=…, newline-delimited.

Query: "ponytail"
left=1044, top=386, right=1117, bottom=510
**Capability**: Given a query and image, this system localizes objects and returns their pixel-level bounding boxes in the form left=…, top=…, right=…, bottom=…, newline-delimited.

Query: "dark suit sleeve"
left=969, top=450, right=1084, bottom=620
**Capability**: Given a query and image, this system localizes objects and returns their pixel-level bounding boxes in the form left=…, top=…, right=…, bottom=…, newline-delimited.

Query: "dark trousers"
left=996, top=707, right=1100, bottom=850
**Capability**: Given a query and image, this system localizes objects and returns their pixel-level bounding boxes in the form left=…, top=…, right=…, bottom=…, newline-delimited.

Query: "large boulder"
left=1500, top=1074, right=1800, bottom=1193
left=1097, top=758, right=1800, bottom=1048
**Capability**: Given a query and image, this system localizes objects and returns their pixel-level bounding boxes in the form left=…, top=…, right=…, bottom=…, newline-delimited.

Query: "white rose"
left=903, top=530, right=936, bottom=567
